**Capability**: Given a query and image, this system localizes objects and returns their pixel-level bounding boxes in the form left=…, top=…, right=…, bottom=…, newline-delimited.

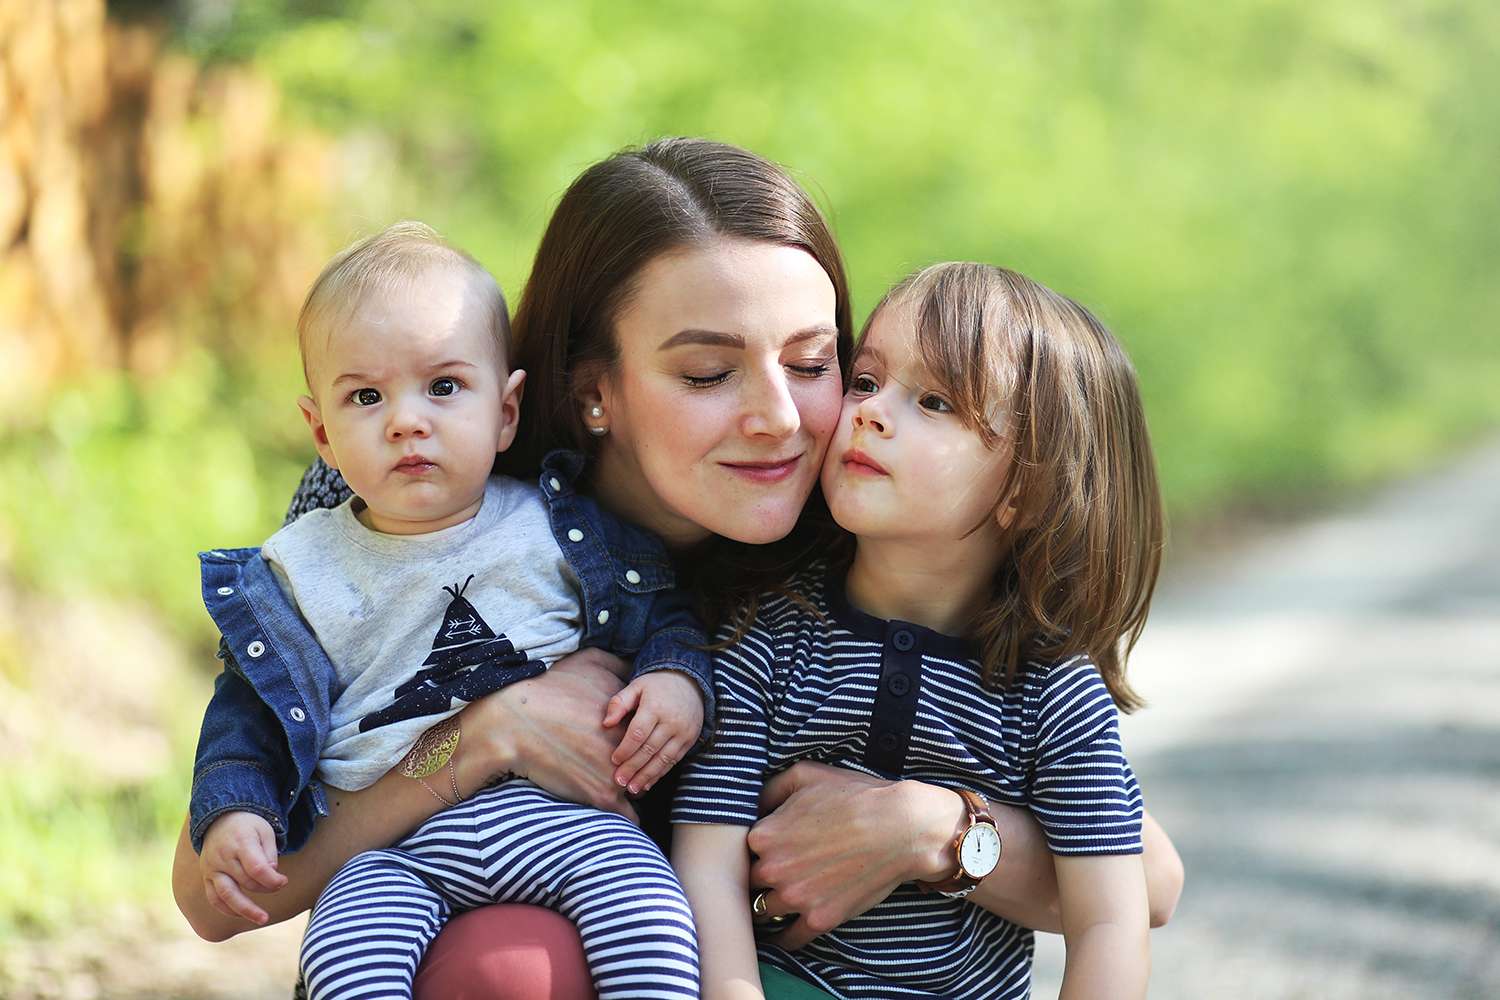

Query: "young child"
left=672, top=262, right=1162, bottom=1000
left=191, top=222, right=707, bottom=1000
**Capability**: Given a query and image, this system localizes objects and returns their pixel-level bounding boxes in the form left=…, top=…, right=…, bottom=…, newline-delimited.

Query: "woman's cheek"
left=798, top=377, right=845, bottom=452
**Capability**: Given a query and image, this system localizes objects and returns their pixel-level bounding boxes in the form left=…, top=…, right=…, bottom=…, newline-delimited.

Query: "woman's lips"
left=721, top=454, right=802, bottom=484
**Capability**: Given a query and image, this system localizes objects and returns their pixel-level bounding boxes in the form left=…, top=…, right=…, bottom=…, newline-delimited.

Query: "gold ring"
left=751, top=890, right=770, bottom=918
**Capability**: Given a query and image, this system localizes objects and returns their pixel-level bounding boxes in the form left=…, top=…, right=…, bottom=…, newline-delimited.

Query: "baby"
left=190, top=222, right=703, bottom=999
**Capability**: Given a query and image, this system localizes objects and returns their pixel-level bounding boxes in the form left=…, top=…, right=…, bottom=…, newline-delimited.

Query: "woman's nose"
left=742, top=368, right=801, bottom=439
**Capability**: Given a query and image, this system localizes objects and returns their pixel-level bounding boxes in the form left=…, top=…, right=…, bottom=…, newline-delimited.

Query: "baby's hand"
left=603, top=669, right=704, bottom=795
left=199, top=811, right=288, bottom=925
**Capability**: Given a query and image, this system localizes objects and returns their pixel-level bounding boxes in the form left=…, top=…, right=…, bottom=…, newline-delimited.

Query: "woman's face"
left=590, top=238, right=843, bottom=548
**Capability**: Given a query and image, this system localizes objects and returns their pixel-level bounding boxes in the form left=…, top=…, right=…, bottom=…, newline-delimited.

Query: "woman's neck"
left=843, top=537, right=1002, bottom=636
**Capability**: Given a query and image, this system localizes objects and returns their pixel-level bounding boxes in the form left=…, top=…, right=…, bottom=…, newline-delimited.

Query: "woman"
left=173, top=138, right=1182, bottom=997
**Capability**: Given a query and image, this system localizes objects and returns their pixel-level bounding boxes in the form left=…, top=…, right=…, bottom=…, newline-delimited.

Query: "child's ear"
left=995, top=485, right=1025, bottom=530
left=495, top=369, right=526, bottom=453
left=298, top=395, right=339, bottom=470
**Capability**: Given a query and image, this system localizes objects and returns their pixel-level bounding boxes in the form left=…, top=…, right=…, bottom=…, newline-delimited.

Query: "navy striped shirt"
left=673, top=571, right=1142, bottom=1000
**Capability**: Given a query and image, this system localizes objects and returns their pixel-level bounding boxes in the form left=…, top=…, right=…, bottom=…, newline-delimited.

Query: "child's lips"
left=395, top=455, right=436, bottom=474
left=842, top=448, right=887, bottom=475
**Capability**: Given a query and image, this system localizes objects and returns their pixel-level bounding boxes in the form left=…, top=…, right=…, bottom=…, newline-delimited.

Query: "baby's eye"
left=919, top=393, right=953, bottom=413
left=850, top=374, right=879, bottom=394
left=429, top=377, right=460, bottom=397
left=354, top=388, right=381, bottom=406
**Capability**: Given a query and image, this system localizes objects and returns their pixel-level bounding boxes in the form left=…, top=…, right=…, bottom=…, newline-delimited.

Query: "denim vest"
left=190, top=450, right=713, bottom=855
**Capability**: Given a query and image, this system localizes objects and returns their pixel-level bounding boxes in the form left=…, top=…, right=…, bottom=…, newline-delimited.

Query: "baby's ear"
left=495, top=369, right=526, bottom=454
left=297, top=395, right=339, bottom=470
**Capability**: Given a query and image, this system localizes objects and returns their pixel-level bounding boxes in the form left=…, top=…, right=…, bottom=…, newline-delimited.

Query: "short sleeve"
left=671, top=627, right=780, bottom=827
left=1027, top=661, right=1143, bottom=855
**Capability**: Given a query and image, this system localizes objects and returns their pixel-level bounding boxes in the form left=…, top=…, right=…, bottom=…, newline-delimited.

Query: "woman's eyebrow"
left=658, top=324, right=838, bottom=351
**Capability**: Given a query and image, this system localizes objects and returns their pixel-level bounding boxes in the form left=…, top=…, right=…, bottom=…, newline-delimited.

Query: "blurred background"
left=1, top=0, right=1497, bottom=996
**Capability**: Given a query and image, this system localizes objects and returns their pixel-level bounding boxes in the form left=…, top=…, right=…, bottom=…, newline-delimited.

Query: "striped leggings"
left=299, top=780, right=699, bottom=1000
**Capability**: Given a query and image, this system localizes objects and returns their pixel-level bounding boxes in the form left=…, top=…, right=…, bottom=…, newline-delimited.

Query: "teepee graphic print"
left=424, top=576, right=499, bottom=665
left=357, top=575, right=544, bottom=732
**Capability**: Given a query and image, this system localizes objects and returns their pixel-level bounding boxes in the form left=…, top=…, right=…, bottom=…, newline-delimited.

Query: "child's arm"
left=197, top=811, right=289, bottom=925
left=603, top=669, right=704, bottom=794
left=672, top=823, right=765, bottom=1000
left=1055, top=853, right=1150, bottom=1000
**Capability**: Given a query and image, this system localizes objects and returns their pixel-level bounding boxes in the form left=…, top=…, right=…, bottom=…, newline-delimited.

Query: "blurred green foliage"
left=182, top=0, right=1500, bottom=513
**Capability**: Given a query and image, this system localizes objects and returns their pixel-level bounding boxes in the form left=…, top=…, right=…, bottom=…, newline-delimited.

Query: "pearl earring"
left=588, top=406, right=604, bottom=420
left=588, top=424, right=609, bottom=436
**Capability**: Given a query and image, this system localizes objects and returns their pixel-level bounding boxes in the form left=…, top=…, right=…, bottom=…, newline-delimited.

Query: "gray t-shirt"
left=262, top=476, right=582, bottom=790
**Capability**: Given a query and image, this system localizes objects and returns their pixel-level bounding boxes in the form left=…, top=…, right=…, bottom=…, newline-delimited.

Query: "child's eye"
left=429, top=377, right=460, bottom=397
left=850, top=374, right=878, bottom=394
left=353, top=388, right=381, bottom=406
left=919, top=393, right=953, bottom=413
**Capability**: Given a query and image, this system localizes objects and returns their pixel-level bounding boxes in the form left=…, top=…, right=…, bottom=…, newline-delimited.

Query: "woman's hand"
left=745, top=761, right=967, bottom=949
left=458, top=646, right=639, bottom=823
left=745, top=761, right=1184, bottom=949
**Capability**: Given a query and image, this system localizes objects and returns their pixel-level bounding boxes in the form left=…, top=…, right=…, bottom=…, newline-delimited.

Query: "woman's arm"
left=672, top=823, right=765, bottom=1000
left=745, top=762, right=1183, bottom=948
left=173, top=649, right=634, bottom=941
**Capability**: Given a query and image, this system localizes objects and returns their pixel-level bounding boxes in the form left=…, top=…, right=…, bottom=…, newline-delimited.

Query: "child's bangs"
left=896, top=263, right=1013, bottom=447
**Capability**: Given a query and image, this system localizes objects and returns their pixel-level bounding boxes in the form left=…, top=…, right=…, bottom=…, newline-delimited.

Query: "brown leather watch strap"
left=915, top=788, right=997, bottom=895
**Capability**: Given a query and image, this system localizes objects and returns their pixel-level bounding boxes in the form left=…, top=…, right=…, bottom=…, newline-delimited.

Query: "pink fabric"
left=414, top=904, right=597, bottom=1000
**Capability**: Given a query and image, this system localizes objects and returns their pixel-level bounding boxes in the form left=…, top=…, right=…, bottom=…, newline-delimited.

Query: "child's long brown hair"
left=883, top=263, right=1164, bottom=711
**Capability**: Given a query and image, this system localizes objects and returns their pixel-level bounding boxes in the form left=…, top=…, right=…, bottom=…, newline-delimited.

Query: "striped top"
left=673, top=570, right=1142, bottom=1000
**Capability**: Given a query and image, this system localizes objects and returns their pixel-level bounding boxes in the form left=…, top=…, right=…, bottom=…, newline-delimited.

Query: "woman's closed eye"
left=681, top=370, right=733, bottom=388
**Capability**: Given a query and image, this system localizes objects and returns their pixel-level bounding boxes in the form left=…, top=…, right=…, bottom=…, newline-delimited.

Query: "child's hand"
left=603, top=669, right=704, bottom=795
left=199, top=811, right=288, bottom=925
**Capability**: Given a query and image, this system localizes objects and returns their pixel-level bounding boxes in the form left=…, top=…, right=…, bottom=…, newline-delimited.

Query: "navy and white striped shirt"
left=673, top=570, right=1142, bottom=1000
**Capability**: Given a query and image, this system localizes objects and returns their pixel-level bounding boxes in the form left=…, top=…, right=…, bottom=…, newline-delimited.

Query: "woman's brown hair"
left=502, top=138, right=855, bottom=631
left=877, top=262, right=1164, bottom=711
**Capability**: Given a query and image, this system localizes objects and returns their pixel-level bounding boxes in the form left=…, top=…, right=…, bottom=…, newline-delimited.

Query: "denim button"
left=877, top=732, right=899, bottom=751
left=568, top=528, right=585, bottom=542
left=549, top=477, right=562, bottom=491
left=887, top=673, right=910, bottom=696
left=247, top=641, right=266, bottom=658
left=892, top=630, right=915, bottom=651
left=597, top=610, right=610, bottom=625
left=217, top=586, right=234, bottom=596
left=625, top=570, right=641, bottom=584
left=289, top=707, right=306, bottom=723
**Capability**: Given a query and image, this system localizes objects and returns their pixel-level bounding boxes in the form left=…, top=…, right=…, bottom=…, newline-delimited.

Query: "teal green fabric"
left=760, top=962, right=839, bottom=1000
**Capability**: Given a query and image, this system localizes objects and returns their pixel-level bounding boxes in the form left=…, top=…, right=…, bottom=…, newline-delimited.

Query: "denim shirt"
left=190, top=450, right=713, bottom=855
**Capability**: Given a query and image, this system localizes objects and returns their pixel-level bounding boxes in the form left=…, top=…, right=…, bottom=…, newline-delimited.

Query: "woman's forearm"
left=172, top=770, right=444, bottom=940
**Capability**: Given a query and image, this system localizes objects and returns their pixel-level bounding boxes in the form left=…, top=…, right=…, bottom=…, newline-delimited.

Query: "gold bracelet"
left=399, top=716, right=463, bottom=806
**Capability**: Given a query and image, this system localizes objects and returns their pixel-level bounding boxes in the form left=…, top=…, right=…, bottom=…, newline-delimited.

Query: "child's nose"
left=852, top=405, right=887, bottom=435
left=388, top=400, right=431, bottom=438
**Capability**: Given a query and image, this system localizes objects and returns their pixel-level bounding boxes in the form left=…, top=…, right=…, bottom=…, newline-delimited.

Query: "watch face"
left=960, top=823, right=1002, bottom=878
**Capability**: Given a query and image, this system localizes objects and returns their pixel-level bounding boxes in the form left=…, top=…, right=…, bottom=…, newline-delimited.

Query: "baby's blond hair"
left=298, top=222, right=510, bottom=389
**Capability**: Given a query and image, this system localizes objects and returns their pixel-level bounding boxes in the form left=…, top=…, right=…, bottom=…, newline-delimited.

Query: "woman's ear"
left=573, top=363, right=613, bottom=436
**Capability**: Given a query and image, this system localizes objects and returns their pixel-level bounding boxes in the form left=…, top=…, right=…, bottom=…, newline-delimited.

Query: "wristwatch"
left=915, top=788, right=1002, bottom=898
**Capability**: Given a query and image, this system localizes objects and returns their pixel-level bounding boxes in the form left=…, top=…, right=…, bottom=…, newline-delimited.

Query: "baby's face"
left=299, top=268, right=522, bottom=534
